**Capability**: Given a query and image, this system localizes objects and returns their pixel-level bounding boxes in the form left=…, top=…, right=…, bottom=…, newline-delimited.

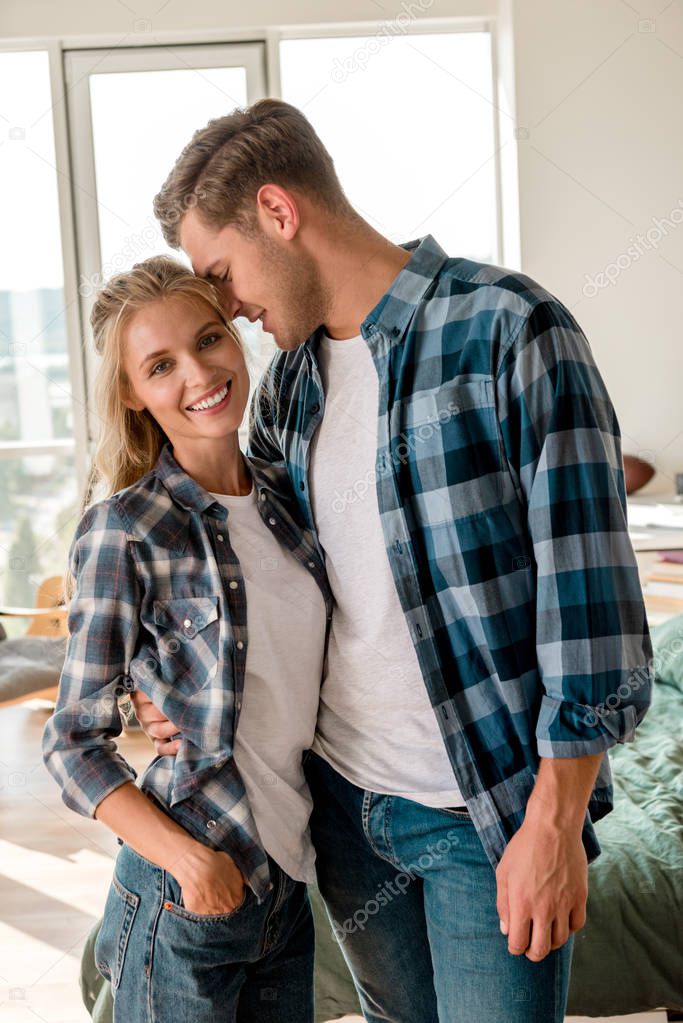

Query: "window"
left=66, top=44, right=269, bottom=437
left=0, top=50, right=78, bottom=622
left=280, top=29, right=498, bottom=260
left=0, top=30, right=504, bottom=623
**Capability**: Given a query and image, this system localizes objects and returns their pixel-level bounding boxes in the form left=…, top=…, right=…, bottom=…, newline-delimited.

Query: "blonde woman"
left=42, top=256, right=331, bottom=1022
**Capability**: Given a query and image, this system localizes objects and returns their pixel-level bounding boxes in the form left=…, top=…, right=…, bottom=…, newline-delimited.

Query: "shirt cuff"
left=60, top=755, right=138, bottom=818
left=535, top=694, right=643, bottom=758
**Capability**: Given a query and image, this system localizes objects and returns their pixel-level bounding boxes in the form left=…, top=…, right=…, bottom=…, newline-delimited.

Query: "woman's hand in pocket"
left=173, top=843, right=246, bottom=916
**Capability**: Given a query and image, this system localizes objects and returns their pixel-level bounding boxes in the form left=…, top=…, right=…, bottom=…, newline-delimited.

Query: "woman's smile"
left=185, top=377, right=233, bottom=414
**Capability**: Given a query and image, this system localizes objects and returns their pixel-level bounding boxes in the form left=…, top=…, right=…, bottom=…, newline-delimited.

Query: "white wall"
left=1, top=0, right=681, bottom=492
left=506, top=0, right=683, bottom=495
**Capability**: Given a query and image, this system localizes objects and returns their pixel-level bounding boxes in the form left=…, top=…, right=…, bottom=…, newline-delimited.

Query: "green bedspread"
left=80, top=619, right=683, bottom=1020
left=566, top=614, right=683, bottom=1015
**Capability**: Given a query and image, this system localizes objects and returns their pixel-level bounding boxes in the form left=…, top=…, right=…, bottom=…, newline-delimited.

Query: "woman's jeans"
left=304, top=750, right=575, bottom=1023
left=94, top=842, right=314, bottom=1023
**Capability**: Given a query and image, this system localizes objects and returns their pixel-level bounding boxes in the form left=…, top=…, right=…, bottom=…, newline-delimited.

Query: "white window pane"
left=0, top=451, right=78, bottom=614
left=0, top=51, right=73, bottom=444
left=280, top=33, right=497, bottom=261
left=88, top=67, right=248, bottom=276
left=86, top=64, right=271, bottom=436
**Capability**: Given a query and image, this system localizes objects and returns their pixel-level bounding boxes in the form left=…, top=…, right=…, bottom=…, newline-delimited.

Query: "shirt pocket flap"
left=153, top=596, right=219, bottom=640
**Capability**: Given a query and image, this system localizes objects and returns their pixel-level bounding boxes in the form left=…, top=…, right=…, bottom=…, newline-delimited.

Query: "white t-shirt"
left=211, top=483, right=326, bottom=882
left=309, top=332, right=465, bottom=808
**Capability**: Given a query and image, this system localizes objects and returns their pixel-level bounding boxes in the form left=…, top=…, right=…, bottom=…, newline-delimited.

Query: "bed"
left=565, top=612, right=683, bottom=1016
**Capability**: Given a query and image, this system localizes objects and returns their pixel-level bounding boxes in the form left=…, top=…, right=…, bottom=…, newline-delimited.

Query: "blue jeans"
left=304, top=751, right=574, bottom=1023
left=94, top=842, right=314, bottom=1022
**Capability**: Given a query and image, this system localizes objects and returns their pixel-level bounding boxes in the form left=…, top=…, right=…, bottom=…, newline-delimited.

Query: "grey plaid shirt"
left=42, top=443, right=332, bottom=899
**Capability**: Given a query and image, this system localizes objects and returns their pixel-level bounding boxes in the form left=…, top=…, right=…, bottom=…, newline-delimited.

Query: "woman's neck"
left=170, top=433, right=251, bottom=496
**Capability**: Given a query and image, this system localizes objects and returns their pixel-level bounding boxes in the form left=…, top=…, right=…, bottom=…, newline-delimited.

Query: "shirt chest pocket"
left=399, top=378, right=505, bottom=522
left=149, top=596, right=220, bottom=693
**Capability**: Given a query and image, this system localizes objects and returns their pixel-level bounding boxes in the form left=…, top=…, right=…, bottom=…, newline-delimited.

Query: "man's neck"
left=313, top=222, right=412, bottom=341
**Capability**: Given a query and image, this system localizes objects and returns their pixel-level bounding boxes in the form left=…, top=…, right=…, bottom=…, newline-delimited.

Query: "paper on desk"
left=627, top=503, right=683, bottom=529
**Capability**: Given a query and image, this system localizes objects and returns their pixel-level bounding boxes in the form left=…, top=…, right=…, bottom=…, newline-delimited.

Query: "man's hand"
left=131, top=690, right=181, bottom=756
left=495, top=752, right=601, bottom=961
left=495, top=813, right=588, bottom=961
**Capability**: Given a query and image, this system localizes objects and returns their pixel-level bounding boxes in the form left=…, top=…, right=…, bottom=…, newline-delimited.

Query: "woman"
left=42, top=256, right=331, bottom=1022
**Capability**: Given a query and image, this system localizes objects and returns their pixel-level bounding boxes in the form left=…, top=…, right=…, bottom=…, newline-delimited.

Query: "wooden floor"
left=0, top=700, right=668, bottom=1023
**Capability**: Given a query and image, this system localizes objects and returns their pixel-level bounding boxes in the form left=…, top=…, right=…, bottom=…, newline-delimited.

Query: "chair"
left=0, top=576, right=68, bottom=707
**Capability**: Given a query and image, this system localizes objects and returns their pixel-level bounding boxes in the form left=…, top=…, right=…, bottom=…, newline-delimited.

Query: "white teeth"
left=188, top=381, right=230, bottom=411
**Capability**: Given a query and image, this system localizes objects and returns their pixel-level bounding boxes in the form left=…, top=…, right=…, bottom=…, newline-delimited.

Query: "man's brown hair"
left=153, top=99, right=350, bottom=247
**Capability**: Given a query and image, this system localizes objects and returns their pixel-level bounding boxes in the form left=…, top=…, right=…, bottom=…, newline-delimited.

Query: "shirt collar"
left=154, top=442, right=283, bottom=518
left=361, top=234, right=449, bottom=341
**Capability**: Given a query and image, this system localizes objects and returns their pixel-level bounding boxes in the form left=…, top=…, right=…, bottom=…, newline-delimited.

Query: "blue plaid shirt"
left=249, top=234, right=653, bottom=869
left=42, top=444, right=332, bottom=899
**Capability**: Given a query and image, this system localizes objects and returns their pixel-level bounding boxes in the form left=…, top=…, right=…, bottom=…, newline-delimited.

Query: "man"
left=134, top=98, right=652, bottom=1022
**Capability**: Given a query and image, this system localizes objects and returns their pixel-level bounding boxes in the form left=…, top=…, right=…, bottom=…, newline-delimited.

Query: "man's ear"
left=256, top=184, right=300, bottom=241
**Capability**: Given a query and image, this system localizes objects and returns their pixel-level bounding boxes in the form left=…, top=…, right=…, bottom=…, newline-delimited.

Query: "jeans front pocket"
left=94, top=874, right=140, bottom=990
left=439, top=806, right=471, bottom=820
left=153, top=876, right=266, bottom=976
left=161, top=879, right=252, bottom=924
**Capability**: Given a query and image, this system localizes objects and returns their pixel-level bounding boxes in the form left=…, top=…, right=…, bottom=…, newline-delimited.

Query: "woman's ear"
left=122, top=393, right=145, bottom=412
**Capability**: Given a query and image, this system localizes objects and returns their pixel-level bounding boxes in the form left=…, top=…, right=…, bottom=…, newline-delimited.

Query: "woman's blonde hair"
left=86, top=254, right=241, bottom=504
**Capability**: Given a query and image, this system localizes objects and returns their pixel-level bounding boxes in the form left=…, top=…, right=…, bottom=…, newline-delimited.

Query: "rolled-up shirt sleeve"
left=42, top=500, right=140, bottom=816
left=495, top=297, right=653, bottom=757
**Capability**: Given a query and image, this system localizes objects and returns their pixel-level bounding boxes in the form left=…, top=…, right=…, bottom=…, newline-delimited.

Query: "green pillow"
left=650, top=612, right=683, bottom=692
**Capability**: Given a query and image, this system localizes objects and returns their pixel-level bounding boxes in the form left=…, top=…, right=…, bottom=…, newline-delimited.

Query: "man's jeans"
left=95, top=842, right=314, bottom=1022
left=304, top=750, right=574, bottom=1023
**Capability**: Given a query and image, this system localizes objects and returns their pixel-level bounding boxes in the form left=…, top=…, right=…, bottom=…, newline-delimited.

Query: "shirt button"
left=206, top=820, right=217, bottom=830
left=259, top=492, right=266, bottom=502
left=217, top=534, right=224, bottom=542
left=268, top=517, right=276, bottom=526
left=236, top=697, right=242, bottom=710
left=310, top=403, right=320, bottom=415
left=183, top=618, right=192, bottom=628
left=308, top=561, right=315, bottom=569
left=236, top=641, right=244, bottom=650
left=229, top=580, right=238, bottom=589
